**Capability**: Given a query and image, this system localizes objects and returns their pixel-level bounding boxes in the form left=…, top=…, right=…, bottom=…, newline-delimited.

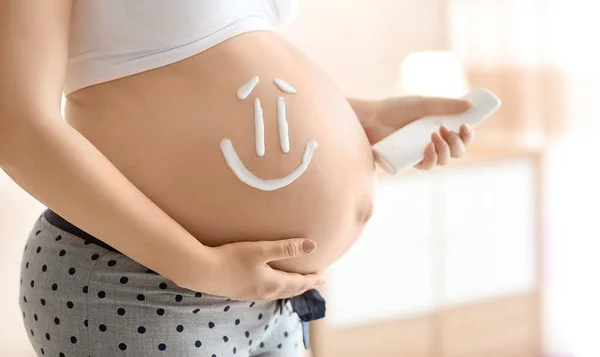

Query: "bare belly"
left=65, top=31, right=376, bottom=274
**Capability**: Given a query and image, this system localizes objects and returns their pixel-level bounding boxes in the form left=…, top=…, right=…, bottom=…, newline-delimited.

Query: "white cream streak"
left=277, top=96, right=290, bottom=153
left=274, top=78, right=297, bottom=94
left=237, top=76, right=259, bottom=100
left=220, top=139, right=318, bottom=191
left=254, top=97, right=265, bottom=156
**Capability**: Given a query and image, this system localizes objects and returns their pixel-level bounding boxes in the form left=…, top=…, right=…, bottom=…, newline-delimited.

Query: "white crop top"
left=64, top=0, right=299, bottom=95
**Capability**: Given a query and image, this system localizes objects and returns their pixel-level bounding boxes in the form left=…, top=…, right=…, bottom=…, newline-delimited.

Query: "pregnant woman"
left=2, top=1, right=474, bottom=356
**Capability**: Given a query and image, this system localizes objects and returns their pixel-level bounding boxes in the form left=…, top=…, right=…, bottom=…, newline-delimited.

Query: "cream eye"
left=277, top=96, right=290, bottom=154
left=254, top=97, right=265, bottom=157
left=221, top=77, right=318, bottom=191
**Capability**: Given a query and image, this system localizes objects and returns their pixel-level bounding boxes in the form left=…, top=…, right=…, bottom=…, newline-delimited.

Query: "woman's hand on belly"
left=182, top=237, right=324, bottom=301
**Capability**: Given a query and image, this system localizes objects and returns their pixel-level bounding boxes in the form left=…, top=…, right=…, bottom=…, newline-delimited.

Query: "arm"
left=0, top=0, right=206, bottom=287
left=0, top=0, right=322, bottom=299
left=346, top=97, right=379, bottom=141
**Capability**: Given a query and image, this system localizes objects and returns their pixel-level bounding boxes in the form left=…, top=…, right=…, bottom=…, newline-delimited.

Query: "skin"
left=0, top=0, right=473, bottom=305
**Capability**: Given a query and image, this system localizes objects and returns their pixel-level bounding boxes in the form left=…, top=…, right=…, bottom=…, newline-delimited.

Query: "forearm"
left=347, top=97, right=378, bottom=129
left=347, top=97, right=381, bottom=144
left=0, top=115, right=211, bottom=287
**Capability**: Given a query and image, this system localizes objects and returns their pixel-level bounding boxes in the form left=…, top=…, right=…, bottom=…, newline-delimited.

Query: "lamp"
left=399, top=51, right=470, bottom=98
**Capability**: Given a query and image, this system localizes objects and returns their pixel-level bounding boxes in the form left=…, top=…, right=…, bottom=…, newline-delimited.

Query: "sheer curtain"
left=446, top=2, right=600, bottom=357
left=446, top=0, right=600, bottom=141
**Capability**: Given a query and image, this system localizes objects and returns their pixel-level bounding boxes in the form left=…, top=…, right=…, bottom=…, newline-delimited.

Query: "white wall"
left=281, top=0, right=444, bottom=99
left=541, top=75, right=600, bottom=357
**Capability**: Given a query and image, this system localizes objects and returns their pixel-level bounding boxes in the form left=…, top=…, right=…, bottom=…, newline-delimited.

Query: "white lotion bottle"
left=372, top=88, right=501, bottom=175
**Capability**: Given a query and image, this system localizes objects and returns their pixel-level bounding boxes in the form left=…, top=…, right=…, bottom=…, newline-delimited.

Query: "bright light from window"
left=399, top=51, right=470, bottom=98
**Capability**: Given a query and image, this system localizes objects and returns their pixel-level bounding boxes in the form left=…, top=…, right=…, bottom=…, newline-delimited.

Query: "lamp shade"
left=399, top=51, right=470, bottom=98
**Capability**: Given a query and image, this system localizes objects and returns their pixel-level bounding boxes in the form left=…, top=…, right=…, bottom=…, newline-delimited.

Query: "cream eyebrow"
left=254, top=97, right=265, bottom=157
left=237, top=76, right=259, bottom=100
left=273, top=78, right=297, bottom=94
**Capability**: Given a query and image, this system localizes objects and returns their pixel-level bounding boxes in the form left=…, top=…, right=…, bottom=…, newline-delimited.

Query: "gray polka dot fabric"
left=18, top=215, right=302, bottom=356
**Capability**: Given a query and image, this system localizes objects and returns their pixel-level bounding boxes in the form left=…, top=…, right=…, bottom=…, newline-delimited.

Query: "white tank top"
left=64, top=0, right=299, bottom=95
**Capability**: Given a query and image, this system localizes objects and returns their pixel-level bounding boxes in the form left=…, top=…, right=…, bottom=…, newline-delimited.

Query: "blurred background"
left=1, top=0, right=598, bottom=356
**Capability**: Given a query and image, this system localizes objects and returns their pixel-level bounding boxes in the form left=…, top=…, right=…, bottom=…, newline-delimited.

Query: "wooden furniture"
left=312, top=145, right=544, bottom=357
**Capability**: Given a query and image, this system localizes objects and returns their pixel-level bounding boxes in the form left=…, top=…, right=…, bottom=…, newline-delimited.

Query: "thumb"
left=397, top=96, right=471, bottom=122
left=257, top=238, right=317, bottom=262
left=419, top=97, right=472, bottom=117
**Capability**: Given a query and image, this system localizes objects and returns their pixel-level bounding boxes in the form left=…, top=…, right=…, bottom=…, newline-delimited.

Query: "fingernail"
left=302, top=240, right=317, bottom=253
left=463, top=124, right=472, bottom=133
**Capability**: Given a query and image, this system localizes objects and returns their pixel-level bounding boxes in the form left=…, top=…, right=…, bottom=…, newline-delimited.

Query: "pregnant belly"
left=65, top=31, right=376, bottom=274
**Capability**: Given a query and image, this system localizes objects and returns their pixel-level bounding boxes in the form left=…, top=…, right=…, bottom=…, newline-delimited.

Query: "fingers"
left=415, top=142, right=437, bottom=170
left=440, top=125, right=466, bottom=158
left=459, top=123, right=475, bottom=146
left=432, top=131, right=450, bottom=166
left=239, top=239, right=322, bottom=300
left=415, top=124, right=474, bottom=170
left=267, top=271, right=325, bottom=300
left=256, top=238, right=317, bottom=263
left=401, top=96, right=472, bottom=121
left=289, top=272, right=325, bottom=297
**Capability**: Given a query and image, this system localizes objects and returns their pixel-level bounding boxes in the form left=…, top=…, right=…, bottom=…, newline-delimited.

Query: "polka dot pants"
left=18, top=214, right=303, bottom=356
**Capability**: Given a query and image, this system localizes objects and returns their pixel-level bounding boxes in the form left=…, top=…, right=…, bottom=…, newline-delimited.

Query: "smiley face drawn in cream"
left=220, top=77, right=318, bottom=191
